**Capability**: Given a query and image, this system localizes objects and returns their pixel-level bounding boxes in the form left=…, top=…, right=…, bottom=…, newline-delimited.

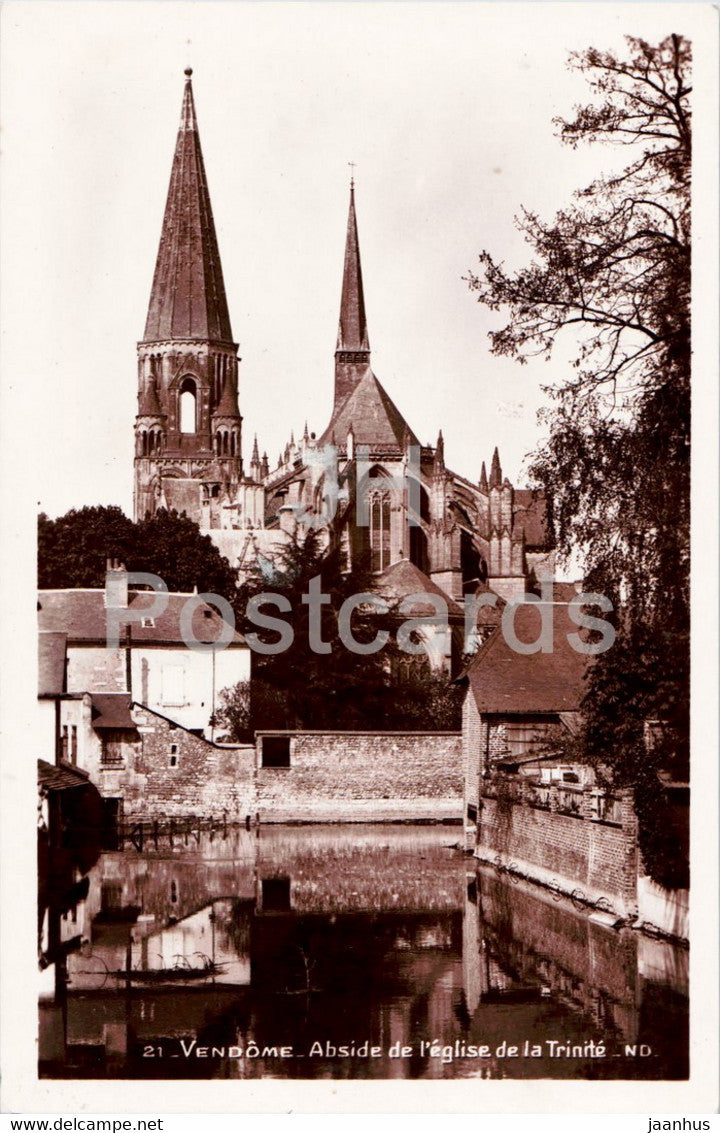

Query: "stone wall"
left=256, top=730, right=462, bottom=823
left=476, top=776, right=638, bottom=918
left=96, top=706, right=255, bottom=822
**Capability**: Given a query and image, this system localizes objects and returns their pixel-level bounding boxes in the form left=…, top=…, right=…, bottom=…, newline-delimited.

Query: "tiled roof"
left=466, top=602, right=590, bottom=715
left=38, top=631, right=67, bottom=697
left=91, top=694, right=136, bottom=730
left=318, top=370, right=419, bottom=452
left=337, top=183, right=370, bottom=354
left=143, top=72, right=233, bottom=344
left=37, top=590, right=245, bottom=646
left=377, top=559, right=465, bottom=619
left=38, top=759, right=90, bottom=792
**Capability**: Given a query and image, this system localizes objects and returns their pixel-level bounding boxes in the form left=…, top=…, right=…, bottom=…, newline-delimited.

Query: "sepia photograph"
left=1, top=0, right=717, bottom=1115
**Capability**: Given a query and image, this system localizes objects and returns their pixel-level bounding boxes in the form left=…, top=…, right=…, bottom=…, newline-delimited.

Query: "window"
left=61, top=725, right=69, bottom=762
left=261, top=877, right=291, bottom=912
left=261, top=735, right=291, bottom=768
left=101, top=730, right=125, bottom=767
left=71, top=725, right=77, bottom=764
left=370, top=490, right=391, bottom=572
left=141, top=617, right=155, bottom=628
left=179, top=377, right=197, bottom=434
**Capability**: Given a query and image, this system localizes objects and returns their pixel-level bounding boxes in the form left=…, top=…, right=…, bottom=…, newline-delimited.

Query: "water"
left=39, top=825, right=688, bottom=1080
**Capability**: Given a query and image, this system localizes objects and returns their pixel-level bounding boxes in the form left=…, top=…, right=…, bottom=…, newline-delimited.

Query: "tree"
left=467, top=36, right=691, bottom=885
left=38, top=506, right=238, bottom=600
left=38, top=506, right=136, bottom=589
left=233, top=528, right=462, bottom=732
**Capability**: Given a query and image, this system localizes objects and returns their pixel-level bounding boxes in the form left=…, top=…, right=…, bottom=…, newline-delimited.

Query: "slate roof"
left=318, top=369, right=419, bottom=452
left=337, top=182, right=370, bottom=354
left=143, top=71, right=233, bottom=344
left=91, top=694, right=136, bottom=730
left=466, top=602, right=590, bottom=715
left=38, top=631, right=67, bottom=697
left=377, top=559, right=465, bottom=619
left=38, top=759, right=90, bottom=792
left=37, top=590, right=245, bottom=646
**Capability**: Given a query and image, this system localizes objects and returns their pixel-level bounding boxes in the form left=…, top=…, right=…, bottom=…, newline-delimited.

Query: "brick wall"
left=256, top=730, right=462, bottom=823
left=476, top=776, right=638, bottom=917
left=97, top=706, right=255, bottom=821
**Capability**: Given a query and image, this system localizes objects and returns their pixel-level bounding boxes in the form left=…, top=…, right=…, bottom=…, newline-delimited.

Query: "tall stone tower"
left=134, top=69, right=243, bottom=526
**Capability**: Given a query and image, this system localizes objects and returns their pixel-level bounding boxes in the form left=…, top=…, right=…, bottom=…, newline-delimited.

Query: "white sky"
left=0, top=2, right=712, bottom=521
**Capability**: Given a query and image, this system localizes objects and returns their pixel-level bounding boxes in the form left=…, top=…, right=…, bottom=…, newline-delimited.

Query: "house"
left=37, top=563, right=250, bottom=739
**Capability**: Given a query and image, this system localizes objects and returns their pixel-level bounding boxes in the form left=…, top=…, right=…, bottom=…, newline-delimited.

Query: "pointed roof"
left=143, top=70, right=233, bottom=344
left=489, top=447, right=502, bottom=489
left=336, top=182, right=369, bottom=354
left=377, top=559, right=464, bottom=619
left=319, top=369, right=418, bottom=451
left=214, top=378, right=240, bottom=417
left=138, top=378, right=163, bottom=417
left=480, top=461, right=488, bottom=492
left=251, top=435, right=260, bottom=463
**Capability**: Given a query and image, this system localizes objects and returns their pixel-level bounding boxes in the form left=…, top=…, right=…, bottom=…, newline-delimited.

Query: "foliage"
left=213, top=681, right=252, bottom=743
left=38, top=506, right=238, bottom=600
left=467, top=36, right=691, bottom=885
left=233, top=529, right=462, bottom=732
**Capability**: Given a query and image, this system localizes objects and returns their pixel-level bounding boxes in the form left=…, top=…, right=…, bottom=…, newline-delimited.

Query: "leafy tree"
left=38, top=506, right=136, bottom=589
left=135, top=509, right=238, bottom=600
left=38, top=506, right=238, bottom=600
left=234, top=529, right=462, bottom=732
left=467, top=35, right=690, bottom=885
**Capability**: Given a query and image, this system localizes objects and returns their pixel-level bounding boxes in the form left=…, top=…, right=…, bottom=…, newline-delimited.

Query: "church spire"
left=334, top=180, right=371, bottom=413
left=143, top=69, right=233, bottom=343
left=489, top=447, right=502, bottom=489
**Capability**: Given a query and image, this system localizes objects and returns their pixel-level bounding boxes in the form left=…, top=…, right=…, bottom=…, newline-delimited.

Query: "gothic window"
left=140, top=430, right=147, bottom=456
left=179, top=377, right=197, bottom=434
left=370, top=490, right=391, bottom=572
left=230, top=432, right=236, bottom=457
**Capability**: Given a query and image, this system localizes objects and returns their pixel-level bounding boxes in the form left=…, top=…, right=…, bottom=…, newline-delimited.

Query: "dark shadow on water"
left=38, top=825, right=688, bottom=1080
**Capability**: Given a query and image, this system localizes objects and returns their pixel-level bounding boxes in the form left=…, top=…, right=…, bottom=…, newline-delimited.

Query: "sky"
left=0, top=2, right=713, bottom=523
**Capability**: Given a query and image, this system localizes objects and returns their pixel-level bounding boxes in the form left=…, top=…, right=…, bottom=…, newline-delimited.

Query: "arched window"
left=179, top=377, right=197, bottom=434
left=370, top=490, right=391, bottom=572
left=140, top=430, right=147, bottom=456
left=230, top=432, right=236, bottom=457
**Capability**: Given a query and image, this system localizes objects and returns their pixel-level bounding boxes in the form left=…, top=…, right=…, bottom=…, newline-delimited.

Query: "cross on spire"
left=348, top=161, right=356, bottom=187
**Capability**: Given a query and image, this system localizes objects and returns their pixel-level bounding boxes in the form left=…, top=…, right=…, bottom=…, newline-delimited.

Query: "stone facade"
left=256, top=730, right=462, bottom=823
left=475, top=774, right=639, bottom=918
left=90, top=704, right=255, bottom=823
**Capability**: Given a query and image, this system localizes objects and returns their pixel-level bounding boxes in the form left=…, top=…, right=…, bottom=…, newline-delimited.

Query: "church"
left=134, top=69, right=554, bottom=625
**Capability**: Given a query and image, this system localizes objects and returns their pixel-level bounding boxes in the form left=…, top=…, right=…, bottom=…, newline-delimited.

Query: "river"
left=39, top=824, right=688, bottom=1080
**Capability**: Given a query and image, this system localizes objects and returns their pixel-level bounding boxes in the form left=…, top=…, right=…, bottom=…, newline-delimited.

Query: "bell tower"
left=134, top=69, right=243, bottom=525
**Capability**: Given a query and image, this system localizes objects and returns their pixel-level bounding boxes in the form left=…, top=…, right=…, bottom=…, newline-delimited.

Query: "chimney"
left=105, top=558, right=129, bottom=608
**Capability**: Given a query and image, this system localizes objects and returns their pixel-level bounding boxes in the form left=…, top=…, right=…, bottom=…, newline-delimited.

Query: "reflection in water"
left=39, top=826, right=688, bottom=1080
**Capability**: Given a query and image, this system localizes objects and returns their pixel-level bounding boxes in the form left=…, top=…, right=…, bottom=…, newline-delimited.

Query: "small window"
left=261, top=735, right=291, bottom=768
left=261, top=877, right=291, bottom=912
left=169, top=753, right=178, bottom=768
left=170, top=743, right=178, bottom=754
left=141, top=617, right=155, bottom=629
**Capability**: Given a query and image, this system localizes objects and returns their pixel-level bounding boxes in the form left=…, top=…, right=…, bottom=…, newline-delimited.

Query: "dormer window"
left=141, top=617, right=155, bottom=629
